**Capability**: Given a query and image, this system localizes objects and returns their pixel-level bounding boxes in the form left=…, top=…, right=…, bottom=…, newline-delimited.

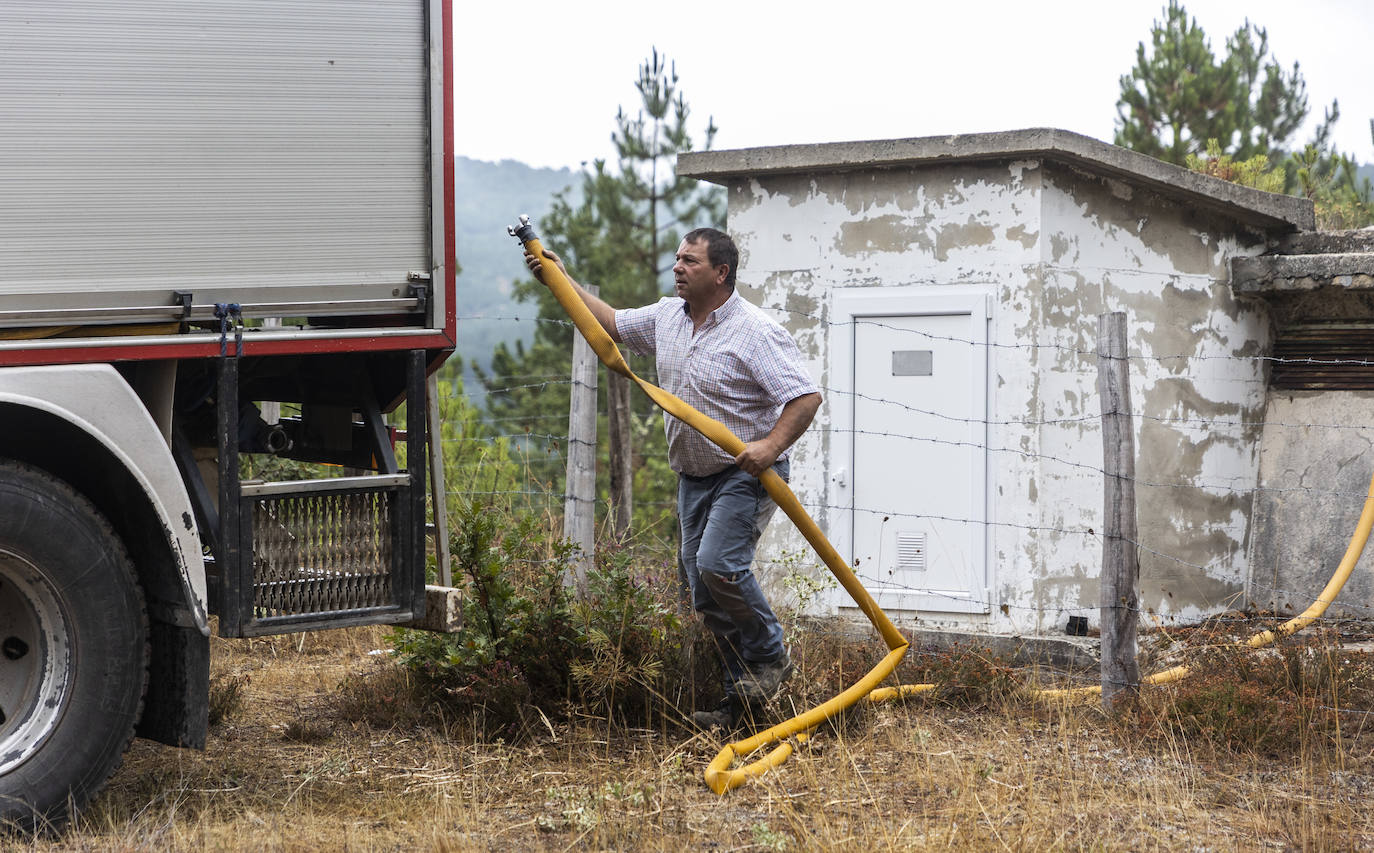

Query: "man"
left=526, top=228, right=822, bottom=729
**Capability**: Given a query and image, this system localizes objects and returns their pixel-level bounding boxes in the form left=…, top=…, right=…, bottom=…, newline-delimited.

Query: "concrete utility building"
left=679, top=128, right=1373, bottom=635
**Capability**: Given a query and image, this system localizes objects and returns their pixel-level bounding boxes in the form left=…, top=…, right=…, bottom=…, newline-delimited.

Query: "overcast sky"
left=453, top=0, right=1373, bottom=172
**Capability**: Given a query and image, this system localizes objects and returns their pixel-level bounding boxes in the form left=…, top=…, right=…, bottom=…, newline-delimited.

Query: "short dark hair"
left=683, top=227, right=738, bottom=289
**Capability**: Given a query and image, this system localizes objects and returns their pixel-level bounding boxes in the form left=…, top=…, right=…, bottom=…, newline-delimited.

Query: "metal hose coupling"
left=506, top=214, right=537, bottom=243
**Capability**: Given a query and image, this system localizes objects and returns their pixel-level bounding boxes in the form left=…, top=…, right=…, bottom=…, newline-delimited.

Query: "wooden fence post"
left=607, top=372, right=633, bottom=540
left=564, top=284, right=599, bottom=595
left=1097, top=311, right=1140, bottom=710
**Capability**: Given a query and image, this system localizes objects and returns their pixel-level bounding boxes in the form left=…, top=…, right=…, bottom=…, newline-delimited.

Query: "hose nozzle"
left=507, top=214, right=537, bottom=243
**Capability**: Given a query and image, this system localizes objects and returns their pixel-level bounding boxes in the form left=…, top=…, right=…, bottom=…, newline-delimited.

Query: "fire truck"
left=0, top=0, right=456, bottom=829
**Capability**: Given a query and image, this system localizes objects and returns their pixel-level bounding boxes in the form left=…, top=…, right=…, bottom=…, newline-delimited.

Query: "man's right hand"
left=523, top=248, right=623, bottom=342
left=524, top=248, right=569, bottom=286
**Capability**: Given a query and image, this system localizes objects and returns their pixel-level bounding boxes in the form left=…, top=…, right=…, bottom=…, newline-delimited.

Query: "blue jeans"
left=678, top=461, right=788, bottom=696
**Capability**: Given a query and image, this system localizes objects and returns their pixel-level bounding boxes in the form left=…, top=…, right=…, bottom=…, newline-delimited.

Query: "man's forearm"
left=735, top=392, right=822, bottom=476
left=766, top=392, right=823, bottom=455
left=528, top=248, right=622, bottom=341
left=569, top=279, right=622, bottom=342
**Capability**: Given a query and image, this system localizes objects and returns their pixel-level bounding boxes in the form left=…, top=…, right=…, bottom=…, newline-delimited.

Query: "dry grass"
left=14, top=622, right=1374, bottom=851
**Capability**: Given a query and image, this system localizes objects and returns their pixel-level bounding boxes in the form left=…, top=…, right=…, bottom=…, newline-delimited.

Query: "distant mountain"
left=453, top=156, right=582, bottom=381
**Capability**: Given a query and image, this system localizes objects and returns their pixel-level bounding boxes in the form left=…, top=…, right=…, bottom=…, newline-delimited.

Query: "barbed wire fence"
left=440, top=306, right=1374, bottom=693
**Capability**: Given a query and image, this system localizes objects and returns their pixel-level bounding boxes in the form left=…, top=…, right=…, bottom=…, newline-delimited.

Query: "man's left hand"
left=735, top=441, right=780, bottom=477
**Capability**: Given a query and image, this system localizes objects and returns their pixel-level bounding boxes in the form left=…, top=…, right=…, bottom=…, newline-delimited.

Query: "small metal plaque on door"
left=892, top=350, right=933, bottom=376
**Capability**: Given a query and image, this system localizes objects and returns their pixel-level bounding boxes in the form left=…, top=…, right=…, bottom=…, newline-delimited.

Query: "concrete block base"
left=404, top=585, right=463, bottom=633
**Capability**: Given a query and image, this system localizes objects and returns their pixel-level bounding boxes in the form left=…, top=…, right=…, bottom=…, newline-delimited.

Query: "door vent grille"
left=896, top=532, right=927, bottom=572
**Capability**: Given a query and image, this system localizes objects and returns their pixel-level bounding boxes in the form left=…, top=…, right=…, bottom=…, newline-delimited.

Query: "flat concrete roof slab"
left=677, top=127, right=1314, bottom=232
left=1232, top=229, right=1374, bottom=294
left=1233, top=253, right=1374, bottom=293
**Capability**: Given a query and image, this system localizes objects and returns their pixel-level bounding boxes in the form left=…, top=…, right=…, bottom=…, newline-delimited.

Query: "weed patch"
left=390, top=499, right=576, bottom=738
left=207, top=673, right=249, bottom=727
left=1120, top=624, right=1374, bottom=756
left=34, top=613, right=1374, bottom=850
left=901, top=641, right=1021, bottom=709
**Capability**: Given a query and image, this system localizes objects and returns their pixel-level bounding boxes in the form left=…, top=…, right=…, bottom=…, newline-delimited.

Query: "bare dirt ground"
left=16, top=625, right=1374, bottom=852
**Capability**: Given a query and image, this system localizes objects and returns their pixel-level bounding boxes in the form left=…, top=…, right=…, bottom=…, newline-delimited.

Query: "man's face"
left=672, top=238, right=725, bottom=304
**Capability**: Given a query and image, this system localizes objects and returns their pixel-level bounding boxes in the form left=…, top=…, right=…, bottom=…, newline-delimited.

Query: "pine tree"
left=1115, top=1, right=1319, bottom=166
left=1119, top=2, right=1371, bottom=227
left=481, top=50, right=724, bottom=537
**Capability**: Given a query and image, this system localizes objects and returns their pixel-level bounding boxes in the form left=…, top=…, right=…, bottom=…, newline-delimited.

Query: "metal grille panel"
left=1272, top=325, right=1374, bottom=390
left=250, top=489, right=396, bottom=618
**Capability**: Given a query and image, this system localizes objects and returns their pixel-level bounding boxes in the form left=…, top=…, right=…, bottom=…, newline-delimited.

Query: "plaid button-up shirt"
left=615, top=291, right=818, bottom=477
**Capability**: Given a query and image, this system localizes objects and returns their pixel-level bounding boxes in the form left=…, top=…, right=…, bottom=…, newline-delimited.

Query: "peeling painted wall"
left=724, top=157, right=1274, bottom=635
left=1031, top=165, right=1270, bottom=631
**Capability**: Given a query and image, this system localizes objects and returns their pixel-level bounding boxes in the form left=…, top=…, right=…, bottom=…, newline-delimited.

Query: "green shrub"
left=392, top=498, right=578, bottom=738
left=569, top=544, right=685, bottom=724
left=392, top=500, right=701, bottom=735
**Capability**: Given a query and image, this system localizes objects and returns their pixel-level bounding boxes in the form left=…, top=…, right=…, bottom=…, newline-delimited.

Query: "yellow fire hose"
left=509, top=216, right=912, bottom=792
left=507, top=215, right=1374, bottom=789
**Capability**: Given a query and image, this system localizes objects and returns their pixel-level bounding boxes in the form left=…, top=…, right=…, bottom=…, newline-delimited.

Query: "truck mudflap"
left=0, top=364, right=208, bottom=633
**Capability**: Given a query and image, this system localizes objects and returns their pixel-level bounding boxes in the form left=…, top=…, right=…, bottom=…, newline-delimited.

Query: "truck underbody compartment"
left=172, top=349, right=431, bottom=637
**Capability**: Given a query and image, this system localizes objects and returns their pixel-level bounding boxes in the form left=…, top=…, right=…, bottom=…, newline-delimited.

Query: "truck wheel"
left=0, top=461, right=148, bottom=833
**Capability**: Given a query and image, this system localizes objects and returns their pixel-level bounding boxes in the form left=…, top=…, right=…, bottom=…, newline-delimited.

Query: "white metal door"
left=831, top=289, right=989, bottom=615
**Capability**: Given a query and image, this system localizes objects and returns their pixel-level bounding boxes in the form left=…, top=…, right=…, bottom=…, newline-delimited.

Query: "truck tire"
left=0, top=460, right=148, bottom=833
